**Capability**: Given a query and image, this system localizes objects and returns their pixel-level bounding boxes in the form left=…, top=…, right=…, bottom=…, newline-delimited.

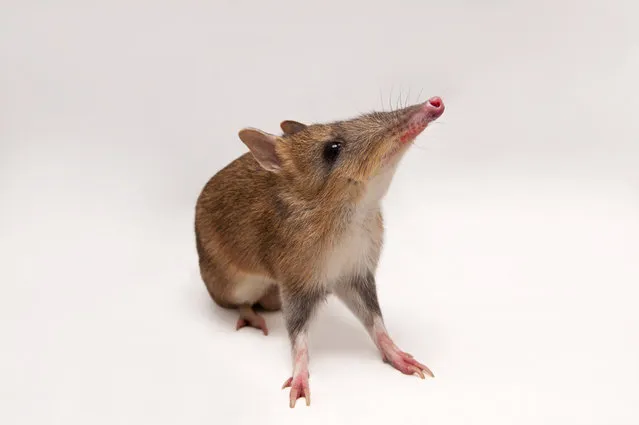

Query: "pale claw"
left=405, top=355, right=434, bottom=378
left=409, top=365, right=425, bottom=379
left=388, top=351, right=434, bottom=378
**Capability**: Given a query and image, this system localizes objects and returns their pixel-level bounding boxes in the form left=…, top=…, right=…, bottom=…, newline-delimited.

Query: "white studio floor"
left=2, top=2, right=639, bottom=424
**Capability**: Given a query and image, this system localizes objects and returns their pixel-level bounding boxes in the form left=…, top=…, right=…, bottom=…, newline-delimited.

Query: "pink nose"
left=427, top=96, right=443, bottom=109
left=423, top=96, right=444, bottom=118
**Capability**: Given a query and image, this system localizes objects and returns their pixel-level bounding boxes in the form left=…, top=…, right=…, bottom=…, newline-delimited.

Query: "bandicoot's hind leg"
left=236, top=286, right=281, bottom=335
left=201, top=271, right=270, bottom=335
left=236, top=304, right=269, bottom=335
left=258, top=285, right=281, bottom=311
left=199, top=254, right=276, bottom=336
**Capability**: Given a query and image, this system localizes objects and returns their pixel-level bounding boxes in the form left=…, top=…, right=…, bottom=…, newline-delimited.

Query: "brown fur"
left=195, top=101, right=432, bottom=311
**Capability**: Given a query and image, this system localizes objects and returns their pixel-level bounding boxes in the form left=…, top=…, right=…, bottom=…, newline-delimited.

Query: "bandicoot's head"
left=238, top=97, right=445, bottom=201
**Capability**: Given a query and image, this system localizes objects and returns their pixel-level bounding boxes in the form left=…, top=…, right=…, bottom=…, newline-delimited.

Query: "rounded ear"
left=238, top=128, right=282, bottom=172
left=280, top=120, right=307, bottom=135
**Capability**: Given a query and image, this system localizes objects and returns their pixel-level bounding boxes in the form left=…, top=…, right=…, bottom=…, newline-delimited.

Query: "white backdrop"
left=2, top=1, right=638, bottom=424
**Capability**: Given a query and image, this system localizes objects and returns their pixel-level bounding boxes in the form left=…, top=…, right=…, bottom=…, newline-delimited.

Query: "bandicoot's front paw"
left=383, top=349, right=434, bottom=379
left=378, top=334, right=434, bottom=378
left=282, top=372, right=310, bottom=408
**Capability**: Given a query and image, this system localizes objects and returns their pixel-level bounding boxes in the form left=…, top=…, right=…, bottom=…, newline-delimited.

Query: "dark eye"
left=322, top=140, right=342, bottom=164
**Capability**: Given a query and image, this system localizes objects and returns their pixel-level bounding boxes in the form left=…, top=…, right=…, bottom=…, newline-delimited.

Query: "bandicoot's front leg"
left=281, top=285, right=325, bottom=408
left=281, top=336, right=310, bottom=407
left=335, top=272, right=434, bottom=378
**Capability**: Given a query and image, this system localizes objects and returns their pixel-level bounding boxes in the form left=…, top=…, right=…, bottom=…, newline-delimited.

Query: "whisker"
left=411, top=141, right=434, bottom=152
left=417, top=87, right=424, bottom=104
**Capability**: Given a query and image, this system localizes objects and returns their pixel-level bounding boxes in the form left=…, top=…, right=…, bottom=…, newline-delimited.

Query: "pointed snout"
left=397, top=96, right=445, bottom=143
left=423, top=96, right=445, bottom=119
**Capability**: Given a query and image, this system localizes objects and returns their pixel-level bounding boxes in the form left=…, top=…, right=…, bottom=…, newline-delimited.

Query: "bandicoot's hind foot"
left=236, top=305, right=268, bottom=335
